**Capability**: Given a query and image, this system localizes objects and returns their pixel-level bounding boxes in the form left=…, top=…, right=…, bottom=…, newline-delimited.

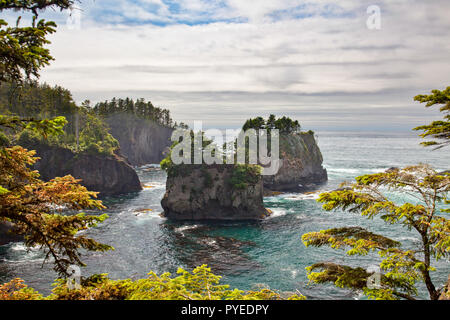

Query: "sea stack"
left=161, top=164, right=270, bottom=220
left=20, top=140, right=142, bottom=197
left=263, top=131, right=327, bottom=192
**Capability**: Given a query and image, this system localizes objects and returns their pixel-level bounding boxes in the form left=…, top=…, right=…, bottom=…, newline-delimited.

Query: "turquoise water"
left=0, top=131, right=449, bottom=299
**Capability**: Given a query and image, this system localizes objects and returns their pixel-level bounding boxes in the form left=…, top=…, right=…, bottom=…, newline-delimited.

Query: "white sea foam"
left=10, top=243, right=28, bottom=251
left=2, top=243, right=44, bottom=263
left=174, top=224, right=199, bottom=234
left=140, top=182, right=166, bottom=191
left=281, top=267, right=299, bottom=279
left=395, top=236, right=421, bottom=243
left=199, top=239, right=217, bottom=246
left=284, top=193, right=320, bottom=201
left=134, top=211, right=163, bottom=220
left=267, top=208, right=287, bottom=219
left=327, top=168, right=361, bottom=174
left=138, top=164, right=161, bottom=170
left=327, top=167, right=390, bottom=175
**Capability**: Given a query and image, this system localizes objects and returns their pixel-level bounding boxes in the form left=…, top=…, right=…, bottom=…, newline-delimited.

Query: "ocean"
left=1, top=131, right=449, bottom=299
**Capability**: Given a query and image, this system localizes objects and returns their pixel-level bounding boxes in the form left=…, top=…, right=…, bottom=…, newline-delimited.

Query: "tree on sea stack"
left=302, top=165, right=449, bottom=300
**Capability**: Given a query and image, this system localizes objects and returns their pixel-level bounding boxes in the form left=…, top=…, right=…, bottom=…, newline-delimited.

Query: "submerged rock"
left=161, top=164, right=270, bottom=220
left=263, top=132, right=327, bottom=192
left=20, top=141, right=142, bottom=197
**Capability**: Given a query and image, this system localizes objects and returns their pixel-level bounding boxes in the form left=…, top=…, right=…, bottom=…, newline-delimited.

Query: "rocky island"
left=161, top=164, right=270, bottom=220
left=19, top=139, right=142, bottom=197
left=161, top=116, right=327, bottom=220
left=263, top=131, right=327, bottom=192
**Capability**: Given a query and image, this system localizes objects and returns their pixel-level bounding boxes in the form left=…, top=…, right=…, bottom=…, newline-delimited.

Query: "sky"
left=4, top=0, right=450, bottom=131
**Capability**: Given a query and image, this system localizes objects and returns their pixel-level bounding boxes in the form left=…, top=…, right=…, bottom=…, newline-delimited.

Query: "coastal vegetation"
left=0, top=0, right=116, bottom=278
left=228, top=164, right=262, bottom=190
left=93, top=97, right=175, bottom=128
left=243, top=114, right=301, bottom=134
left=302, top=165, right=449, bottom=300
left=0, top=265, right=305, bottom=300
left=0, top=81, right=120, bottom=155
left=303, top=90, right=450, bottom=300
left=413, top=86, right=450, bottom=149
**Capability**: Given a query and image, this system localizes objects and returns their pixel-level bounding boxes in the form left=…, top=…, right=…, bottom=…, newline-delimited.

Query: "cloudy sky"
left=5, top=0, right=450, bottom=130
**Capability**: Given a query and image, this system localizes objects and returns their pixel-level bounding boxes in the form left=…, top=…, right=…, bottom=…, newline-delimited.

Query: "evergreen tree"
left=414, top=86, right=450, bottom=149
left=92, top=97, right=175, bottom=128
left=303, top=88, right=450, bottom=300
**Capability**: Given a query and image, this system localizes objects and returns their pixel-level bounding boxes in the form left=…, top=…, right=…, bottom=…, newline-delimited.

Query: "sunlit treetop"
left=0, top=0, right=75, bottom=84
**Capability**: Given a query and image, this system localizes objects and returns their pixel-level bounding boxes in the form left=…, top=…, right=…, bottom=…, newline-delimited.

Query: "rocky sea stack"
left=263, top=131, right=327, bottom=192
left=161, top=116, right=327, bottom=220
left=21, top=140, right=142, bottom=197
left=161, top=164, right=270, bottom=220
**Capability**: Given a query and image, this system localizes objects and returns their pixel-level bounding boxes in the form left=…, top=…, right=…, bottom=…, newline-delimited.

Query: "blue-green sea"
left=1, top=131, right=449, bottom=299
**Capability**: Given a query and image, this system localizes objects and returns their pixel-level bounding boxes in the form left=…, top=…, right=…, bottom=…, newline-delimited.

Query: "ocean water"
left=0, top=131, right=449, bottom=299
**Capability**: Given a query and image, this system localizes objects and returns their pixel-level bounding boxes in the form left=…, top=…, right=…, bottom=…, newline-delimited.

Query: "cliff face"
left=161, top=164, right=270, bottom=220
left=103, top=113, right=174, bottom=166
left=263, top=132, right=327, bottom=192
left=0, top=221, right=23, bottom=246
left=21, top=141, right=142, bottom=197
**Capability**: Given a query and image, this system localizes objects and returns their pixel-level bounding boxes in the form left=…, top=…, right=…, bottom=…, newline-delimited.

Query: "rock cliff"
left=20, top=141, right=142, bottom=197
left=263, top=132, right=327, bottom=192
left=161, top=164, right=270, bottom=220
left=160, top=130, right=327, bottom=220
left=103, top=113, right=174, bottom=166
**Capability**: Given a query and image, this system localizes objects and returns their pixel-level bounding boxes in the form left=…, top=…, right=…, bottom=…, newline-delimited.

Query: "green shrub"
left=229, top=164, right=262, bottom=190
left=78, top=113, right=119, bottom=155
